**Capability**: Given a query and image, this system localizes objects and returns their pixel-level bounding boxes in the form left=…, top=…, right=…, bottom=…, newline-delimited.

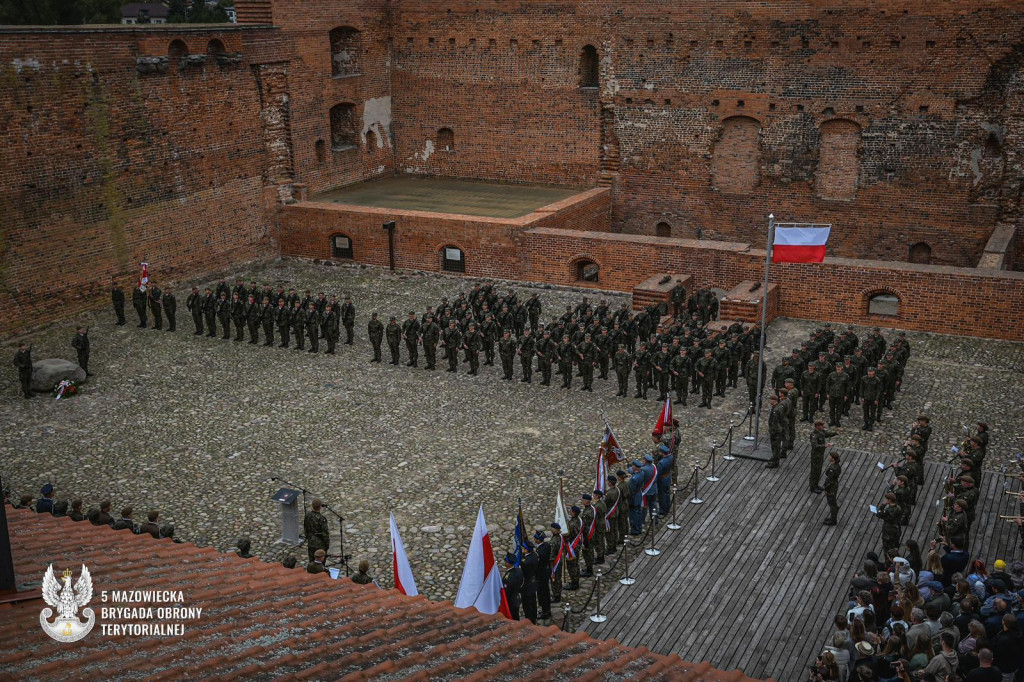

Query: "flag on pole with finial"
left=595, top=422, right=624, bottom=493
left=139, top=262, right=149, bottom=292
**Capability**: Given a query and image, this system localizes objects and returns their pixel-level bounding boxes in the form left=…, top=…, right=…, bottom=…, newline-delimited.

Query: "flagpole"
left=751, top=214, right=774, bottom=449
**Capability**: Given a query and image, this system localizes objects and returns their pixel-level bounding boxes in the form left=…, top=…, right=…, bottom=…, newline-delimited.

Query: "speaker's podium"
left=272, top=488, right=301, bottom=544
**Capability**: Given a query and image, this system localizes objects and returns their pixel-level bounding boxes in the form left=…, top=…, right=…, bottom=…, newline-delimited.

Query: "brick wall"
left=0, top=27, right=280, bottom=335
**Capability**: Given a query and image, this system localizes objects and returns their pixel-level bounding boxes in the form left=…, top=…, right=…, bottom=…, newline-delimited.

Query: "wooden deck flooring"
left=582, top=442, right=1022, bottom=681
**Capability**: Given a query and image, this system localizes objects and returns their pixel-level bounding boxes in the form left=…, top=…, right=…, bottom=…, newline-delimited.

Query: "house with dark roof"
left=121, top=3, right=171, bottom=25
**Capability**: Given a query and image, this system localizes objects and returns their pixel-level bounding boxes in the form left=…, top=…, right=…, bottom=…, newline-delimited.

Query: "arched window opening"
left=711, top=116, right=761, bottom=194
left=817, top=119, right=862, bottom=200
left=574, top=259, right=599, bottom=283
left=330, top=103, right=358, bottom=150
left=442, top=245, right=465, bottom=273
left=655, top=222, right=672, bottom=238
left=206, top=39, right=226, bottom=57
left=868, top=293, right=899, bottom=316
left=437, top=128, right=455, bottom=152
left=580, top=45, right=599, bottom=88
left=168, top=39, right=189, bottom=60
left=330, top=27, right=361, bottom=77
left=331, top=234, right=354, bottom=259
left=908, top=242, right=932, bottom=265
left=315, top=140, right=326, bottom=163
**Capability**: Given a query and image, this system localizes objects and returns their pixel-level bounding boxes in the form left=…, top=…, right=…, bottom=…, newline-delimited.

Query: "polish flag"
left=139, top=262, right=149, bottom=291
left=454, top=506, right=512, bottom=618
left=652, top=397, right=672, bottom=437
left=772, top=226, right=831, bottom=263
left=389, top=512, right=418, bottom=597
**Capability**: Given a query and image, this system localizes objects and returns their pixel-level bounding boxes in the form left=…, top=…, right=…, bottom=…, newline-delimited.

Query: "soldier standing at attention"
left=565, top=507, right=582, bottom=590
left=303, top=498, right=330, bottom=562
left=671, top=346, right=690, bottom=406
left=614, top=344, right=632, bottom=397
left=463, top=321, right=482, bottom=375
left=290, top=299, right=306, bottom=350
left=367, top=313, right=384, bottom=362
left=799, top=363, right=819, bottom=422
left=520, top=541, right=539, bottom=624
left=421, top=314, right=439, bottom=370
left=603, top=475, right=620, bottom=551
left=577, top=333, right=596, bottom=392
left=548, top=523, right=564, bottom=603
left=71, top=326, right=91, bottom=376
left=132, top=282, right=148, bottom=328
left=696, top=348, right=717, bottom=408
left=111, top=278, right=126, bottom=326
left=652, top=344, right=670, bottom=401
left=616, top=470, right=631, bottom=541
left=275, top=298, right=291, bottom=348
left=497, top=329, right=516, bottom=380
left=860, top=366, right=881, bottom=430
left=632, top=342, right=650, bottom=399
left=822, top=451, right=841, bottom=526
left=876, top=492, right=902, bottom=555
left=148, top=281, right=163, bottom=330
left=592, top=489, right=607, bottom=565
left=323, top=304, right=339, bottom=354
left=13, top=343, right=33, bottom=398
left=826, top=363, right=851, bottom=427
left=745, top=351, right=766, bottom=409
left=245, top=294, right=260, bottom=344
left=765, top=394, right=784, bottom=469
left=670, top=280, right=687, bottom=319
left=203, top=288, right=218, bottom=338
left=230, top=292, right=245, bottom=342
left=442, top=320, right=462, bottom=372
left=557, top=334, right=574, bottom=389
left=305, top=303, right=320, bottom=353
left=341, top=296, right=356, bottom=345
left=518, top=328, right=536, bottom=383
left=809, top=420, right=838, bottom=494
left=534, top=531, right=552, bottom=622
left=402, top=312, right=420, bottom=367
left=186, top=287, right=203, bottom=335
left=261, top=297, right=275, bottom=347
left=579, top=495, right=596, bottom=577
left=536, top=329, right=556, bottom=386
left=481, top=313, right=499, bottom=366
left=163, top=289, right=176, bottom=332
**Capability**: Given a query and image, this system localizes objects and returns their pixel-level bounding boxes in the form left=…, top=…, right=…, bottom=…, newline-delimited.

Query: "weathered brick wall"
left=0, top=27, right=281, bottom=336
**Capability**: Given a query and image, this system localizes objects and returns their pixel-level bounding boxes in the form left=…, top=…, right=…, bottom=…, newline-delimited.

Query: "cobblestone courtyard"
left=3, top=261, right=1023, bottom=602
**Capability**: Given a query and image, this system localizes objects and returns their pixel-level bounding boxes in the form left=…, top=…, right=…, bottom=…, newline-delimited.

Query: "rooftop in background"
left=120, top=3, right=171, bottom=21
left=310, top=176, right=583, bottom=219
left=2, top=508, right=764, bottom=681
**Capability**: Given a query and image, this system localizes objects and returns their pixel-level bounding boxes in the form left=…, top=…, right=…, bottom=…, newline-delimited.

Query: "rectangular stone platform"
left=632, top=273, right=692, bottom=311
left=718, top=280, right=780, bottom=324
left=583, top=443, right=1019, bottom=681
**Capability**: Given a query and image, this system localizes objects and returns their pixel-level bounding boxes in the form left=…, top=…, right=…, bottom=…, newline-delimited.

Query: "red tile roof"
left=2, top=509, right=768, bottom=680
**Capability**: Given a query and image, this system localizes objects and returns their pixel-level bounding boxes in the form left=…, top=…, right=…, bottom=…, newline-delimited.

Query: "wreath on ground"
left=53, top=379, right=79, bottom=400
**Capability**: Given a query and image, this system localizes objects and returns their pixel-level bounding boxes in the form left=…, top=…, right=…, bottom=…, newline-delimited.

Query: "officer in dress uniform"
left=534, top=530, right=553, bottom=621
left=520, top=540, right=539, bottom=624
left=111, top=278, right=126, bottom=326
left=71, top=326, right=91, bottom=376
left=503, top=553, right=523, bottom=620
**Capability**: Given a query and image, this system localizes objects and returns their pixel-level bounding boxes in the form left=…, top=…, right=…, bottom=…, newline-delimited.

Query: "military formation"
left=373, top=280, right=763, bottom=409
left=496, top=423, right=680, bottom=624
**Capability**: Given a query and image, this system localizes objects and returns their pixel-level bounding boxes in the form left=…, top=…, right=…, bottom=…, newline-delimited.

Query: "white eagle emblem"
left=39, top=564, right=96, bottom=642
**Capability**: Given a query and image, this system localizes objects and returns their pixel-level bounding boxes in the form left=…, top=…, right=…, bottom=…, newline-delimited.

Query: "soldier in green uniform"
left=386, top=316, right=402, bottom=364
left=132, top=283, right=148, bottom=328
left=652, top=344, right=670, bottom=401
left=859, top=366, right=881, bottom=430
left=603, top=476, right=620, bottom=551
left=421, top=314, right=440, bottom=370
left=203, top=288, right=218, bottom=338
left=876, top=492, right=902, bottom=555
left=289, top=300, right=305, bottom=349
left=536, top=329, right=556, bottom=386
left=943, top=498, right=970, bottom=550
left=245, top=294, right=261, bottom=344
left=305, top=302, right=320, bottom=353
left=822, top=451, right=841, bottom=525
left=577, top=333, right=596, bottom=392
left=274, top=298, right=291, bottom=348
left=696, top=349, right=717, bottom=408
left=633, top=342, right=650, bottom=398
left=766, top=395, right=784, bottom=469
left=218, top=293, right=233, bottom=340
left=669, top=347, right=689, bottom=406
left=481, top=313, right=499, bottom=366
left=13, top=343, right=33, bottom=399
left=779, top=387, right=795, bottom=459
left=148, top=282, right=164, bottom=330
left=303, top=499, right=330, bottom=562
left=463, top=322, right=482, bottom=375
left=323, top=305, right=339, bottom=354
left=614, top=345, right=632, bottom=397
left=712, top=339, right=730, bottom=397
left=258, top=297, right=273, bottom=346
left=230, top=292, right=246, bottom=341
left=592, top=489, right=607, bottom=564
left=825, top=364, right=851, bottom=427
left=799, top=363, right=820, bottom=422
left=578, top=497, right=596, bottom=577
left=955, top=476, right=979, bottom=529
left=498, top=329, right=517, bottom=380
left=615, top=470, right=631, bottom=544
left=518, top=328, right=536, bottom=383
left=111, top=278, right=127, bottom=326
left=594, top=328, right=612, bottom=380
left=898, top=451, right=921, bottom=508
left=671, top=280, right=687, bottom=318
left=549, top=522, right=564, bottom=602
left=340, top=296, right=356, bottom=345
left=565, top=508, right=582, bottom=590
left=745, top=351, right=766, bottom=409
left=442, top=319, right=462, bottom=372
left=367, top=312, right=384, bottom=362
left=163, top=290, right=176, bottom=332
left=402, top=312, right=420, bottom=367
left=893, top=475, right=913, bottom=525
left=810, top=420, right=837, bottom=493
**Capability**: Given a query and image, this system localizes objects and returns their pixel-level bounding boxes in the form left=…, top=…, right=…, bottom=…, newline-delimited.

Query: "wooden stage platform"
left=583, top=442, right=1022, bottom=681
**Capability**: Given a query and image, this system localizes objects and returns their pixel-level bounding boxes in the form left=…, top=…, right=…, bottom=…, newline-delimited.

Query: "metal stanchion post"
left=589, top=571, right=607, bottom=623
left=644, top=520, right=661, bottom=556
left=619, top=542, right=635, bottom=586
left=562, top=602, right=572, bottom=631
left=706, top=446, right=720, bottom=482
left=743, top=405, right=755, bottom=441
left=690, top=466, right=703, bottom=504
left=667, top=484, right=681, bottom=530
left=724, top=424, right=736, bottom=461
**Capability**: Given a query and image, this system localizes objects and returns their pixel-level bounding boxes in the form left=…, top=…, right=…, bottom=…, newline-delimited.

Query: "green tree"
left=167, top=0, right=187, bottom=22
left=78, top=0, right=121, bottom=23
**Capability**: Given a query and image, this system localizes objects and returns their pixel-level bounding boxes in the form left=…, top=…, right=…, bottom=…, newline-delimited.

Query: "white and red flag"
left=652, top=397, right=672, bottom=437
left=454, top=506, right=512, bottom=618
left=595, top=424, right=624, bottom=493
left=772, top=226, right=831, bottom=263
left=139, top=262, right=150, bottom=291
left=389, top=512, right=418, bottom=597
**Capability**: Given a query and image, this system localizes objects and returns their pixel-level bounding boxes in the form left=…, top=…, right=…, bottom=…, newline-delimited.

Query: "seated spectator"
left=306, top=549, right=328, bottom=574
left=282, top=555, right=297, bottom=569
left=920, top=631, right=959, bottom=677
left=14, top=494, right=34, bottom=510
left=52, top=500, right=68, bottom=517
left=36, top=484, right=55, bottom=514
left=235, top=536, right=254, bottom=559
left=351, top=560, right=374, bottom=585
left=68, top=498, right=85, bottom=522
left=111, top=506, right=137, bottom=533
left=93, top=500, right=113, bottom=526
left=138, top=511, right=160, bottom=538
left=159, top=523, right=183, bottom=543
